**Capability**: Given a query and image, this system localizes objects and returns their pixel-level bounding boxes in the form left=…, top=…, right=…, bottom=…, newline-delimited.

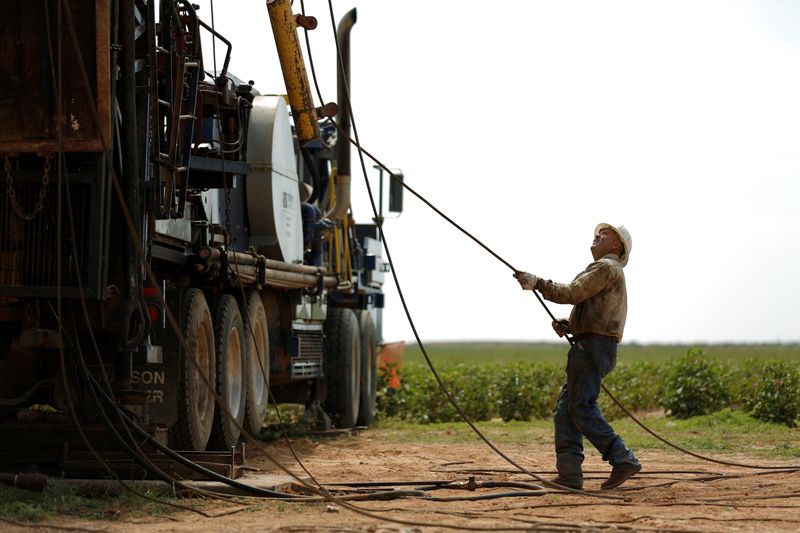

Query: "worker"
left=514, top=223, right=641, bottom=491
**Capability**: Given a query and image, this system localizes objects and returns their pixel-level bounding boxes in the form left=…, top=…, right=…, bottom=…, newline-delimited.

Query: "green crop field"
left=401, top=342, right=800, bottom=366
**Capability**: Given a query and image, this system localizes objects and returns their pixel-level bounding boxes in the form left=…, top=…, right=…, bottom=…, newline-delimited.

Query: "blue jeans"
left=553, top=335, right=639, bottom=483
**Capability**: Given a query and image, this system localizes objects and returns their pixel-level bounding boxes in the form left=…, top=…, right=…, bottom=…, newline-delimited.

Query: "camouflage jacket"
left=535, top=253, right=627, bottom=342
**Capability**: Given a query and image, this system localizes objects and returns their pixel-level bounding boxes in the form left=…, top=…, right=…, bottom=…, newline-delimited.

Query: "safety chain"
left=224, top=173, right=232, bottom=246
left=4, top=153, right=54, bottom=221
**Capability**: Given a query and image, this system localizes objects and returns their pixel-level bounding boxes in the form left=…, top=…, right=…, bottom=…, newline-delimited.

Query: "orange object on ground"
left=377, top=341, right=405, bottom=389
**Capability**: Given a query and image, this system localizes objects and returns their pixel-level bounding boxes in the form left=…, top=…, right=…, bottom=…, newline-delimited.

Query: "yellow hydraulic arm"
left=266, top=0, right=320, bottom=143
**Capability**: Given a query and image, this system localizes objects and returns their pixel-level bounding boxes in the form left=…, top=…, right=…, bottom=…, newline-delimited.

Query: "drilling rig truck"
left=0, top=0, right=398, bottom=458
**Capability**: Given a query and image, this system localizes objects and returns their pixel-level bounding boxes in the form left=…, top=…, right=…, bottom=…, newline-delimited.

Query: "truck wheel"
left=207, top=294, right=247, bottom=450
left=242, top=291, right=269, bottom=437
left=356, top=311, right=378, bottom=427
left=324, top=308, right=361, bottom=428
left=173, top=289, right=216, bottom=451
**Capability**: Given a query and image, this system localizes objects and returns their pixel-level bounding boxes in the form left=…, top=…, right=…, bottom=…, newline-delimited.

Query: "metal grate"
left=0, top=182, right=91, bottom=290
left=294, top=329, right=324, bottom=358
left=290, top=358, right=322, bottom=379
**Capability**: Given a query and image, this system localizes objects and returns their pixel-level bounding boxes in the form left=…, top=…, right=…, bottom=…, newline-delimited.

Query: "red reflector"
left=147, top=304, right=160, bottom=324
left=142, top=287, right=159, bottom=298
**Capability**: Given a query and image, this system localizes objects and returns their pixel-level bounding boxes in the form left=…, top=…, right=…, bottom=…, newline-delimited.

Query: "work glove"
left=514, top=271, right=538, bottom=291
left=552, top=318, right=570, bottom=337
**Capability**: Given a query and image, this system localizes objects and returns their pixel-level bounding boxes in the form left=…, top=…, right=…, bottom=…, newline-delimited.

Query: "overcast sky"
left=196, top=1, right=800, bottom=345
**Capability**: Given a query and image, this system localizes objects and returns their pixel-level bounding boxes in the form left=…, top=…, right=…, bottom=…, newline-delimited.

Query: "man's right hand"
left=514, top=272, right=538, bottom=291
left=552, top=318, right=570, bottom=337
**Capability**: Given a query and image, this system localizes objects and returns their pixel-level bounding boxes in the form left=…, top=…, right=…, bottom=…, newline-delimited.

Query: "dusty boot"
left=549, top=476, right=583, bottom=490
left=601, top=463, right=642, bottom=490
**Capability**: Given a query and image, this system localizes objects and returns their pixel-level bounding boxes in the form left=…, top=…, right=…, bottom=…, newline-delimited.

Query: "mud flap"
left=131, top=325, right=180, bottom=427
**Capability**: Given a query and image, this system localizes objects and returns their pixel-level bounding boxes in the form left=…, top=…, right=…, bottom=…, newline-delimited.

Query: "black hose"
left=427, top=491, right=548, bottom=502
left=85, top=370, right=298, bottom=499
left=64, top=326, right=193, bottom=489
left=335, top=126, right=800, bottom=472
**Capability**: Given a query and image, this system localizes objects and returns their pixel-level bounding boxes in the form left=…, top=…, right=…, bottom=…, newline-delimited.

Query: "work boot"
left=601, top=463, right=642, bottom=490
left=549, top=476, right=583, bottom=490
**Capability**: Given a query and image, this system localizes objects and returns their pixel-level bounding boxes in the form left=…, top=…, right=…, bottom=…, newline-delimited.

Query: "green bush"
left=658, top=349, right=730, bottom=419
left=376, top=350, right=800, bottom=426
left=377, top=363, right=496, bottom=423
left=740, top=360, right=800, bottom=426
left=426, top=363, right=496, bottom=423
left=494, top=363, right=562, bottom=421
left=727, top=358, right=760, bottom=410
left=599, top=361, right=662, bottom=420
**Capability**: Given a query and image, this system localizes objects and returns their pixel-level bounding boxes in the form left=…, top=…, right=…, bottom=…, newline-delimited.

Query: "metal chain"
left=4, top=154, right=54, bottom=221
left=224, top=170, right=232, bottom=247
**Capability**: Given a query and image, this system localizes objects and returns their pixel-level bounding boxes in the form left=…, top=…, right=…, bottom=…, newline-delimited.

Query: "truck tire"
left=207, top=294, right=247, bottom=450
left=242, top=291, right=269, bottom=437
left=323, top=308, right=361, bottom=428
left=356, top=311, right=378, bottom=427
left=173, top=289, right=216, bottom=451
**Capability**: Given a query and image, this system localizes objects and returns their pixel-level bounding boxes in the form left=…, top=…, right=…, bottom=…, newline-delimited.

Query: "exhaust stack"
left=328, top=8, right=357, bottom=221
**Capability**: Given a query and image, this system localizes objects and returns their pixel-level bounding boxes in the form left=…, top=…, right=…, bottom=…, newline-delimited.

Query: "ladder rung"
left=157, top=99, right=171, bottom=108
left=178, top=114, right=196, bottom=121
left=156, top=46, right=169, bottom=54
left=185, top=62, right=200, bottom=68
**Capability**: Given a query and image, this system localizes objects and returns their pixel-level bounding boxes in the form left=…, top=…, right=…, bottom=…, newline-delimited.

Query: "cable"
left=22, top=5, right=608, bottom=532
left=55, top=7, right=527, bottom=532
left=41, top=0, right=227, bottom=516
left=0, top=380, right=54, bottom=407
left=49, top=0, right=258, bottom=510
left=53, top=1, right=798, bottom=530
left=54, top=0, right=321, bottom=503
left=328, top=119, right=800, bottom=473
left=31, top=6, right=800, bottom=532
left=208, top=0, right=332, bottom=499
left=316, top=0, right=617, bottom=500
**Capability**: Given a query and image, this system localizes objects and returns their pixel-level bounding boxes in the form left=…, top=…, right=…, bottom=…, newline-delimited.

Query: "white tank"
left=245, top=95, right=304, bottom=263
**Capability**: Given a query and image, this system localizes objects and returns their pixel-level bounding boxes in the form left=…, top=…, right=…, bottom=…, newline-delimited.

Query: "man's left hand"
left=514, top=271, right=538, bottom=291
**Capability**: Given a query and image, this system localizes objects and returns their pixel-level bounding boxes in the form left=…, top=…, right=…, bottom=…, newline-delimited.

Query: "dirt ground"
left=9, top=428, right=800, bottom=532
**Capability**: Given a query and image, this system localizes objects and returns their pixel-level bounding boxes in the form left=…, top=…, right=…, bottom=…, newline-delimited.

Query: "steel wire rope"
left=58, top=2, right=479, bottom=521
left=202, top=6, right=393, bottom=511
left=44, top=2, right=164, bottom=495
left=373, top=498, right=800, bottom=528
left=0, top=379, right=55, bottom=407
left=60, top=313, right=226, bottom=513
left=43, top=0, right=219, bottom=515
left=158, top=3, right=584, bottom=527
left=315, top=0, right=617, bottom=500
left=41, top=5, right=523, bottom=530
left=54, top=0, right=318, bottom=501
left=207, top=0, right=331, bottom=497
left=50, top=3, right=689, bottom=532
left=378, top=496, right=793, bottom=533
left=326, top=100, right=800, bottom=474
left=266, top=7, right=800, bottom=530
left=52, top=2, right=602, bottom=530
left=324, top=468, right=796, bottom=491
left=50, top=53, right=232, bottom=523
left=26, top=9, right=797, bottom=529
left=0, top=518, right=107, bottom=533
left=189, top=3, right=571, bottom=526
left=53, top=3, right=266, bottom=513
left=307, top=0, right=800, bottom=474
left=54, top=165, right=244, bottom=504
left=54, top=149, right=244, bottom=508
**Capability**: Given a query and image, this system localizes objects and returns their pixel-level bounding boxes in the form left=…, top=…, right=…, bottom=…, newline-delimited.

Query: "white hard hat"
left=595, top=223, right=632, bottom=267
